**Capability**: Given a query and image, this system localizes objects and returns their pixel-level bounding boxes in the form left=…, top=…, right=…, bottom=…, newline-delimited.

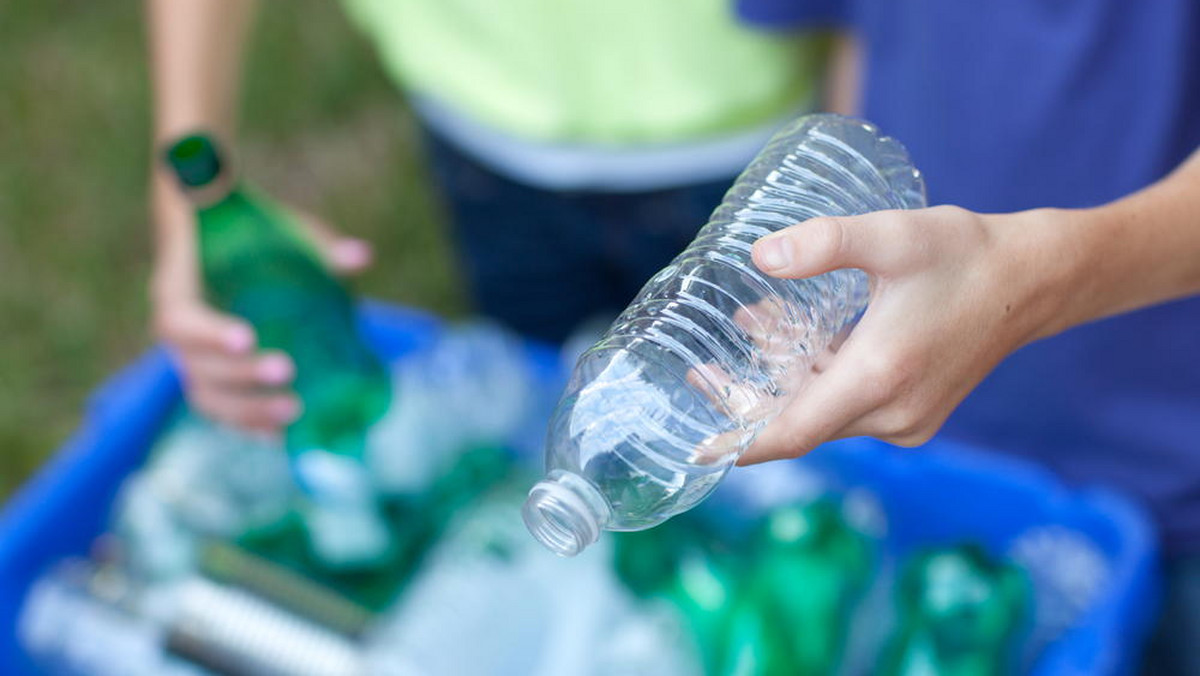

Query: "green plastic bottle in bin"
left=613, top=519, right=740, bottom=673
left=164, top=133, right=393, bottom=569
left=729, top=499, right=872, bottom=675
left=613, top=498, right=873, bottom=675
left=879, top=544, right=1029, bottom=676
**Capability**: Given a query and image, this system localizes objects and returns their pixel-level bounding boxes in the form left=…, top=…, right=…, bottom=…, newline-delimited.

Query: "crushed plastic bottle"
left=524, top=114, right=926, bottom=555
left=366, top=323, right=536, bottom=495
left=367, top=484, right=669, bottom=676
left=112, top=415, right=295, bottom=581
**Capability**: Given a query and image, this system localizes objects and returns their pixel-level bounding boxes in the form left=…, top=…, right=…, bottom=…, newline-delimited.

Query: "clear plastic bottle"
left=366, top=322, right=536, bottom=495
left=21, top=559, right=371, bottom=676
left=523, top=114, right=926, bottom=556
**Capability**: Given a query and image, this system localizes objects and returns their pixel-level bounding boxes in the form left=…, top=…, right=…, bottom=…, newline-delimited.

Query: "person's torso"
left=741, top=0, right=1200, bottom=551
left=342, top=0, right=823, bottom=146
left=854, top=0, right=1200, bottom=211
left=858, top=0, right=1200, bottom=552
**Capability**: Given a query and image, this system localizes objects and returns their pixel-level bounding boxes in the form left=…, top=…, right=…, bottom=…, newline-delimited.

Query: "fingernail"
left=256, top=354, right=294, bottom=385
left=270, top=397, right=301, bottom=423
left=755, top=236, right=792, bottom=272
left=224, top=325, right=255, bottom=353
left=333, top=239, right=371, bottom=269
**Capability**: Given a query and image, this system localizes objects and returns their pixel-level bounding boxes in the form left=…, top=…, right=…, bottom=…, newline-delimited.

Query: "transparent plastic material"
left=524, top=114, right=926, bottom=556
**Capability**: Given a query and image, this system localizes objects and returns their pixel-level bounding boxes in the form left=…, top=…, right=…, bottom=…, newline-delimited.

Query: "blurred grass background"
left=0, top=1, right=466, bottom=500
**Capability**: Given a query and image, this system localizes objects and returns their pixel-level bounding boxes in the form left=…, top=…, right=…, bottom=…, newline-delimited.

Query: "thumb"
left=751, top=212, right=903, bottom=279
left=296, top=213, right=373, bottom=276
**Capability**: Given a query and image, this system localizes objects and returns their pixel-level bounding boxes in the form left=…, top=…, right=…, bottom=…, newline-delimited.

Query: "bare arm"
left=146, top=1, right=369, bottom=431
left=147, top=0, right=255, bottom=147
left=147, top=0, right=257, bottom=318
left=148, top=0, right=257, bottom=293
left=823, top=32, right=861, bottom=116
left=1051, top=149, right=1200, bottom=333
left=743, top=146, right=1200, bottom=463
left=145, top=0, right=295, bottom=431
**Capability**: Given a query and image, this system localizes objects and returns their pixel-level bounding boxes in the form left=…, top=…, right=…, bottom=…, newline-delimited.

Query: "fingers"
left=156, top=300, right=300, bottom=431
left=687, top=364, right=761, bottom=420
left=738, top=350, right=882, bottom=465
left=751, top=211, right=908, bottom=279
left=156, top=302, right=255, bottom=355
left=296, top=214, right=373, bottom=275
left=738, top=317, right=952, bottom=464
left=191, top=384, right=301, bottom=433
left=178, top=348, right=299, bottom=432
left=736, top=206, right=998, bottom=463
left=733, top=297, right=796, bottom=367
left=186, top=350, right=295, bottom=389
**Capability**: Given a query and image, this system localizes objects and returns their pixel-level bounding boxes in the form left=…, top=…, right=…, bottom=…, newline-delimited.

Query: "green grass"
left=0, top=2, right=465, bottom=500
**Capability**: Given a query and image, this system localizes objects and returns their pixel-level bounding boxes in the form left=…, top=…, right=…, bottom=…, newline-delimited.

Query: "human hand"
left=151, top=179, right=373, bottom=433
left=740, top=205, right=1078, bottom=464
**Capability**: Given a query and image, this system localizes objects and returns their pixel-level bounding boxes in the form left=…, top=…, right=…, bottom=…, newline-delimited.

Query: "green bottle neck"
left=183, top=173, right=238, bottom=210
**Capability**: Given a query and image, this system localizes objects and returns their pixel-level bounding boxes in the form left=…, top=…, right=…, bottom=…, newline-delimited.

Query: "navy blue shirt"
left=739, top=0, right=1200, bottom=552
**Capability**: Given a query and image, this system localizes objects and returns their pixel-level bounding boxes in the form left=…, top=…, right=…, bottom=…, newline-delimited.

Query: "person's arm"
left=742, top=147, right=1200, bottom=464
left=147, top=0, right=370, bottom=431
left=823, top=32, right=861, bottom=116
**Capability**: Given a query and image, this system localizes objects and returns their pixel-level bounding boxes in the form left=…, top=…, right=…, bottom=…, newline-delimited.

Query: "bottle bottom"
left=522, top=471, right=611, bottom=557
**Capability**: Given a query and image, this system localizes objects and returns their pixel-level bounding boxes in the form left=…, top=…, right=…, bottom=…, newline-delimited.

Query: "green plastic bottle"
left=739, top=499, right=873, bottom=675
left=612, top=517, right=739, bottom=673
left=164, top=133, right=393, bottom=569
left=233, top=444, right=513, bottom=612
left=613, top=498, right=873, bottom=676
left=879, top=544, right=1029, bottom=676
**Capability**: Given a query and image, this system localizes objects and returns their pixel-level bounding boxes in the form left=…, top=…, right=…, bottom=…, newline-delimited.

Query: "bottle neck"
left=182, top=172, right=236, bottom=210
left=522, top=470, right=611, bottom=557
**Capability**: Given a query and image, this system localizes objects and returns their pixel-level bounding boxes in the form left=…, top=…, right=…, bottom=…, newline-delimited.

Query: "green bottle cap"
left=165, top=133, right=224, bottom=188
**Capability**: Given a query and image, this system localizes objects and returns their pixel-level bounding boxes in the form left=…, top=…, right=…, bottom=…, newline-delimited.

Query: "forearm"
left=823, top=32, right=861, bottom=116
left=147, top=0, right=257, bottom=297
left=1042, top=148, right=1200, bottom=336
left=147, top=0, right=256, bottom=144
left=744, top=143, right=1199, bottom=461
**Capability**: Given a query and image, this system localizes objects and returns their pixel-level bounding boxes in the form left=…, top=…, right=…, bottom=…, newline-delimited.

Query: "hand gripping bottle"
left=164, top=134, right=393, bottom=569
left=523, top=114, right=926, bottom=556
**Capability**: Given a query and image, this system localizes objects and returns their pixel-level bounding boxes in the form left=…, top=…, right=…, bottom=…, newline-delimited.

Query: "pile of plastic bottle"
left=15, top=320, right=1115, bottom=676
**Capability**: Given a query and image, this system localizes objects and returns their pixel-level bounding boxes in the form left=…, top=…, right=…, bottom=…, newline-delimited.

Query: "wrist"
left=992, top=207, right=1094, bottom=343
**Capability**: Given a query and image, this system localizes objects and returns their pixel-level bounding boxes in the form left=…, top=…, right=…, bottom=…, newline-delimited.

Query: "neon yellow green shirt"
left=342, top=0, right=825, bottom=146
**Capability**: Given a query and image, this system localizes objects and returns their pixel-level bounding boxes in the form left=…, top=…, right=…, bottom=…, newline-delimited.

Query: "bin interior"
left=0, top=303, right=1161, bottom=675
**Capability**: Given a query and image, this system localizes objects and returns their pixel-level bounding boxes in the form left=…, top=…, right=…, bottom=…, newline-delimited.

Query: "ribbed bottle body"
left=527, top=115, right=926, bottom=553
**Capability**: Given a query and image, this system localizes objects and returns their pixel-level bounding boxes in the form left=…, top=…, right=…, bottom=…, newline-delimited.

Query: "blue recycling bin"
left=0, top=302, right=1161, bottom=674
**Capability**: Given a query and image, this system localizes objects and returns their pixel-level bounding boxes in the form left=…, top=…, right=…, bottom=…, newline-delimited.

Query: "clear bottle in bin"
left=367, top=322, right=535, bottom=495
left=20, top=559, right=376, bottom=676
left=113, top=415, right=295, bottom=581
left=19, top=561, right=207, bottom=676
left=524, top=114, right=926, bottom=556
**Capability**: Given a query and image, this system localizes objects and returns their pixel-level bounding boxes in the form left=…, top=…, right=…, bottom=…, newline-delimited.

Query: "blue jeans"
left=424, top=132, right=734, bottom=344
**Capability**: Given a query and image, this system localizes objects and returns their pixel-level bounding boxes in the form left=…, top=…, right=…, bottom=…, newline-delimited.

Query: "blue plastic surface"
left=814, top=439, right=1161, bottom=676
left=0, top=303, right=1161, bottom=675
